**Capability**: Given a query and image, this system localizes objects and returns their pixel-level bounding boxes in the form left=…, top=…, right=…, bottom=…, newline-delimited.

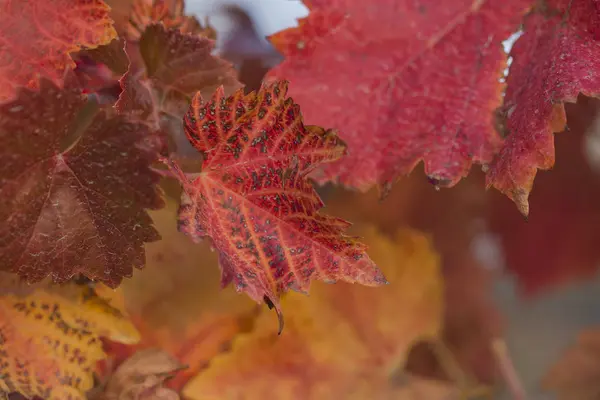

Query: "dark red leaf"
left=0, top=76, right=164, bottom=287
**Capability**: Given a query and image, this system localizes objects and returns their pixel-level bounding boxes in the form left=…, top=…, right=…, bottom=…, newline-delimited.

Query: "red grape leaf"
left=486, top=0, right=600, bottom=215
left=115, top=24, right=241, bottom=136
left=489, top=97, right=600, bottom=294
left=267, top=0, right=531, bottom=191
left=0, top=75, right=164, bottom=287
left=170, top=80, right=386, bottom=315
left=0, top=0, right=117, bottom=101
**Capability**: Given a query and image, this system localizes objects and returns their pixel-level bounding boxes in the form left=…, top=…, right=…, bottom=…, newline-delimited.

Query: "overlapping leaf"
left=170, top=80, right=386, bottom=314
left=0, top=76, right=164, bottom=286
left=93, top=349, right=184, bottom=400
left=126, top=0, right=215, bottom=40
left=0, top=279, right=139, bottom=399
left=114, top=23, right=241, bottom=154
left=487, top=0, right=600, bottom=214
left=183, top=228, right=446, bottom=399
left=267, top=0, right=531, bottom=191
left=101, top=195, right=256, bottom=390
left=0, top=0, right=116, bottom=101
left=489, top=98, right=600, bottom=294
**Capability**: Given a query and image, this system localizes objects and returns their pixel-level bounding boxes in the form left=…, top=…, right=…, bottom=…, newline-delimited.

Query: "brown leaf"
left=97, top=349, right=184, bottom=400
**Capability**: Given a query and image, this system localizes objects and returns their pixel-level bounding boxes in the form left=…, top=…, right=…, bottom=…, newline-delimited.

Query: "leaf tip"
left=264, top=295, right=285, bottom=335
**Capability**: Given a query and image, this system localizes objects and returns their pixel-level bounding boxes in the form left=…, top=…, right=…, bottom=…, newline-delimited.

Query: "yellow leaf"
left=183, top=227, right=443, bottom=399
left=0, top=279, right=139, bottom=399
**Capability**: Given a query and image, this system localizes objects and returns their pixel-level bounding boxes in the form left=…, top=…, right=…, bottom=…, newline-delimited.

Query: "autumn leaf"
left=267, top=0, right=531, bottom=191
left=0, top=75, right=164, bottom=287
left=73, top=38, right=129, bottom=103
left=0, top=0, right=117, bottom=101
left=126, top=0, right=216, bottom=41
left=183, top=227, right=444, bottom=399
left=168, top=80, right=386, bottom=318
left=101, top=194, right=257, bottom=390
left=489, top=98, right=600, bottom=294
left=543, top=327, right=600, bottom=400
left=114, top=23, right=241, bottom=155
left=0, top=279, right=139, bottom=399
left=94, top=349, right=184, bottom=400
left=486, top=0, right=600, bottom=214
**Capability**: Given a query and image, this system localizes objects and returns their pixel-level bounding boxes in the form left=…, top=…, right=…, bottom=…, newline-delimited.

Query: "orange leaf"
left=182, top=227, right=443, bottom=399
left=0, top=0, right=117, bottom=101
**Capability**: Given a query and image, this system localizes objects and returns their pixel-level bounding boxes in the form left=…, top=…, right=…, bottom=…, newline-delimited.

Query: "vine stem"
left=429, top=339, right=491, bottom=399
left=492, top=338, right=527, bottom=400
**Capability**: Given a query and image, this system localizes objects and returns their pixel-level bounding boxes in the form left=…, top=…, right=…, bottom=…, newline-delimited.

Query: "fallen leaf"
left=489, top=97, right=600, bottom=294
left=183, top=227, right=444, bottom=399
left=486, top=0, right=600, bottom=214
left=267, top=0, right=531, bottom=191
left=101, top=193, right=257, bottom=391
left=0, top=0, right=116, bottom=101
left=0, top=75, right=164, bottom=287
left=96, top=349, right=184, bottom=400
left=0, top=280, right=139, bottom=399
left=543, top=327, right=600, bottom=400
left=171, top=80, right=386, bottom=315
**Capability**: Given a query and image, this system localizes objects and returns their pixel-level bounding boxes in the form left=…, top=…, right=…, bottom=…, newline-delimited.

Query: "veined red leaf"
left=0, top=0, right=116, bottom=101
left=267, top=0, right=532, bottom=191
left=486, top=0, right=600, bottom=215
left=169, top=80, right=386, bottom=317
left=0, top=75, right=164, bottom=286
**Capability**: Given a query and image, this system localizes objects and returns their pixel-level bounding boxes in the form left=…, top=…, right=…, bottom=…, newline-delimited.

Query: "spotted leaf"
left=170, top=80, right=386, bottom=317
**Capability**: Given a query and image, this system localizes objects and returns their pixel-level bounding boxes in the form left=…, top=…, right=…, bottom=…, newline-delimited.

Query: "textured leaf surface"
left=486, top=0, right=600, bottom=214
left=175, top=81, right=386, bottom=310
left=102, top=195, right=256, bottom=390
left=183, top=227, right=444, bottom=399
left=115, top=23, right=241, bottom=141
left=267, top=0, right=531, bottom=190
left=0, top=77, right=164, bottom=286
left=0, top=280, right=139, bottom=399
left=96, top=349, right=183, bottom=400
left=490, top=98, right=600, bottom=294
left=543, top=327, right=600, bottom=400
left=0, top=0, right=116, bottom=101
